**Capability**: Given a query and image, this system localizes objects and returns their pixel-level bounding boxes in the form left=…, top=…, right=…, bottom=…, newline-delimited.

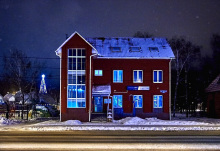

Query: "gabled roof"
left=206, top=74, right=220, bottom=92
left=55, top=32, right=175, bottom=59
left=55, top=31, right=98, bottom=57
left=86, top=37, right=175, bottom=59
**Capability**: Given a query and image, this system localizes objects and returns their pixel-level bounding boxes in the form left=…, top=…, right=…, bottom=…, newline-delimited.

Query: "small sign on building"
left=160, top=90, right=167, bottom=93
left=127, top=86, right=150, bottom=91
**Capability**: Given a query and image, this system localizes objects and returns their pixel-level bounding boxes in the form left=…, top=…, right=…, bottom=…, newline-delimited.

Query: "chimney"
left=66, top=34, right=68, bottom=40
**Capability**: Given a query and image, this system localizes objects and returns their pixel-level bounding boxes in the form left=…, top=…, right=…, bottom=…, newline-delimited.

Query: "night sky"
left=1, top=0, right=220, bottom=86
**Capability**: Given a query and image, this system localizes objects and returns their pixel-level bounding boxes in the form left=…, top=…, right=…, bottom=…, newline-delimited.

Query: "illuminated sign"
left=127, top=86, right=150, bottom=91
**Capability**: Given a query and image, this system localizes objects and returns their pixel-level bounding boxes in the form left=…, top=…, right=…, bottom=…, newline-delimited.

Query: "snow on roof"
left=206, top=74, right=220, bottom=92
left=55, top=31, right=98, bottom=57
left=86, top=37, right=175, bottom=59
left=92, top=85, right=111, bottom=95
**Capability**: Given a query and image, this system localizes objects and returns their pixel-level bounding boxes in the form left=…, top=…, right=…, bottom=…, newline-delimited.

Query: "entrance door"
left=94, top=97, right=103, bottom=113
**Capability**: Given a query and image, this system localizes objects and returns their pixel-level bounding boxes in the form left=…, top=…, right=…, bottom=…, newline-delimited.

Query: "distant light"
left=42, top=74, right=45, bottom=78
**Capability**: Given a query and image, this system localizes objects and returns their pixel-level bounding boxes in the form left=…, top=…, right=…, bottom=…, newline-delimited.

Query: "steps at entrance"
left=91, top=113, right=107, bottom=122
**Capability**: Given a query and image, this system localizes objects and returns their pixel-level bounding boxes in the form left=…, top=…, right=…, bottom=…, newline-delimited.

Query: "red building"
left=55, top=32, right=175, bottom=122
left=206, top=74, right=220, bottom=118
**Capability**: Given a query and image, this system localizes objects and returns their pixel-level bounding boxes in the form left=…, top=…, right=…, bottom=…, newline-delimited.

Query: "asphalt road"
left=1, top=131, right=220, bottom=151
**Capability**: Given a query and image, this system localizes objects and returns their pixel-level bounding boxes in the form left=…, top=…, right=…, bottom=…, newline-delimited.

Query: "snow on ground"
left=1, top=114, right=220, bottom=131
left=0, top=116, right=22, bottom=125
left=19, top=116, right=220, bottom=131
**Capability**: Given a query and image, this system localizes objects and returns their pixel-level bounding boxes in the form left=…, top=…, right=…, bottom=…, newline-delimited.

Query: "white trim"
left=153, top=70, right=163, bottom=83
left=153, top=95, right=163, bottom=108
left=133, top=70, right=143, bottom=83
left=59, top=56, right=61, bottom=121
left=97, top=57, right=174, bottom=59
left=133, top=95, right=143, bottom=108
left=55, top=31, right=98, bottom=57
left=169, top=60, right=171, bottom=120
left=113, top=70, right=123, bottom=83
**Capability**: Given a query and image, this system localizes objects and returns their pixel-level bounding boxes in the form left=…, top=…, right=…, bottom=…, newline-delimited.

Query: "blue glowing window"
left=113, top=95, right=123, bottom=108
left=67, top=99, right=85, bottom=108
left=113, top=70, right=123, bottom=83
left=133, top=70, right=143, bottom=83
left=153, top=70, right=163, bottom=83
left=133, top=95, right=143, bottom=108
left=153, top=95, right=163, bottom=108
left=94, top=70, right=103, bottom=76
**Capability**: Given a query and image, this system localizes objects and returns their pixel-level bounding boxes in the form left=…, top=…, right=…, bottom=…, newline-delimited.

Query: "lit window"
left=67, top=48, right=86, bottom=108
left=94, top=70, right=103, bottom=76
left=153, top=70, right=163, bottom=83
left=133, top=70, right=143, bottom=83
left=153, top=95, right=163, bottom=108
left=104, top=99, right=111, bottom=104
left=113, top=70, right=123, bottom=83
left=133, top=95, right=143, bottom=108
left=113, top=95, right=123, bottom=108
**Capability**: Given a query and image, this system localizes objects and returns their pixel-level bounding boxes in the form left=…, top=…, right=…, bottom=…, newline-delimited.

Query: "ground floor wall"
left=207, top=92, right=220, bottom=118
left=61, top=108, right=89, bottom=122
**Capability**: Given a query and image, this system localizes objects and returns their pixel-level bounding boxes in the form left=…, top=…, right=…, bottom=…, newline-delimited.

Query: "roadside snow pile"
left=63, top=120, right=82, bottom=125
left=113, top=117, right=210, bottom=125
left=115, top=117, right=147, bottom=125
left=33, top=120, right=82, bottom=126
left=0, top=116, right=21, bottom=125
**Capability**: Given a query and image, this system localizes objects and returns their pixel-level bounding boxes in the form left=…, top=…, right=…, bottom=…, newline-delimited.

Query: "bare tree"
left=169, top=37, right=200, bottom=117
left=3, top=49, right=43, bottom=119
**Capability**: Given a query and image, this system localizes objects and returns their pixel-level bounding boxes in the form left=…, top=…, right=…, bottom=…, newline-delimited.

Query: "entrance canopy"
left=92, top=85, right=111, bottom=96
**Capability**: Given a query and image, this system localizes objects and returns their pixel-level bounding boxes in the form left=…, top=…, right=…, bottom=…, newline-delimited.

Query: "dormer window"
left=111, top=47, right=121, bottom=52
left=129, top=47, right=142, bottom=52
left=149, top=47, right=159, bottom=52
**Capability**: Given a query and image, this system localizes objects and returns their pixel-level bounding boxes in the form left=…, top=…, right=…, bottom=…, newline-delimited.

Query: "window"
left=67, top=48, right=86, bottom=108
left=149, top=47, right=159, bottom=52
left=153, top=70, right=163, bottom=83
left=133, top=95, right=143, bottom=108
left=133, top=70, right=143, bottom=83
left=113, top=70, right=123, bottom=83
left=104, top=99, right=111, bottom=104
left=94, top=70, right=103, bottom=76
left=129, top=47, right=141, bottom=52
left=113, top=95, right=123, bottom=108
left=153, top=95, right=163, bottom=108
left=111, top=47, right=121, bottom=52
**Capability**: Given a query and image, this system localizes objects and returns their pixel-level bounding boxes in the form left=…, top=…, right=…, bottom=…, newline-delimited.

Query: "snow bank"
left=0, top=116, right=21, bottom=125
left=113, top=117, right=210, bottom=125
left=114, top=117, right=147, bottom=125
left=63, top=120, right=82, bottom=125
left=33, top=120, right=82, bottom=126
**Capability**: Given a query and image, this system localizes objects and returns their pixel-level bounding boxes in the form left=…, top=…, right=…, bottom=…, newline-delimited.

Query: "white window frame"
left=113, top=70, right=123, bottom=83
left=67, top=48, right=86, bottom=108
left=133, top=70, right=143, bottom=83
left=153, top=95, right=163, bottom=108
left=94, top=70, right=103, bottom=76
left=153, top=70, right=163, bottom=83
left=133, top=95, right=143, bottom=108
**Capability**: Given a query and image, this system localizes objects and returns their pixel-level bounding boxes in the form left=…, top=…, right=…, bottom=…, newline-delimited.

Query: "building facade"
left=55, top=32, right=175, bottom=122
left=206, top=74, right=220, bottom=118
